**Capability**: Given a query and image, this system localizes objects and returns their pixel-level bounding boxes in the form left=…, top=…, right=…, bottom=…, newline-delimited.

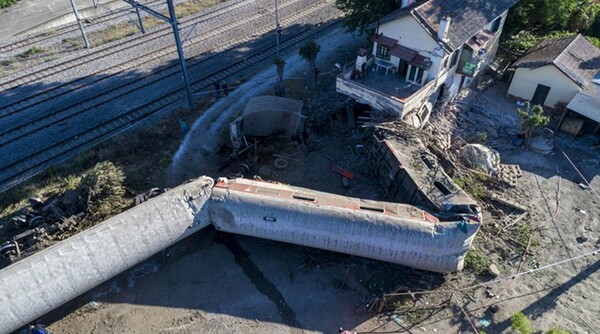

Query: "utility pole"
left=167, top=0, right=193, bottom=109
left=133, top=3, right=145, bottom=33
left=275, top=0, right=281, bottom=59
left=121, top=0, right=194, bottom=109
left=70, top=0, right=91, bottom=48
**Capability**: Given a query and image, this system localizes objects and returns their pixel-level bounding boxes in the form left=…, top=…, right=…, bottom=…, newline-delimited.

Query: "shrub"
left=464, top=249, right=489, bottom=274
left=546, top=328, right=571, bottom=334
left=0, top=0, right=19, bottom=9
left=78, top=161, right=125, bottom=218
left=517, top=102, right=549, bottom=146
left=511, top=312, right=533, bottom=334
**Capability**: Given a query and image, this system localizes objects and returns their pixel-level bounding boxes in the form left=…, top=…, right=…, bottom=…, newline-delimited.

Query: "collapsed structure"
left=0, top=152, right=481, bottom=333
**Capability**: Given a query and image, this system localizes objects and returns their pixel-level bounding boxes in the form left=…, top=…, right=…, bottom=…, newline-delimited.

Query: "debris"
left=486, top=193, right=528, bottom=212
left=28, top=196, right=44, bottom=208
left=462, top=144, right=501, bottom=175
left=390, top=314, right=404, bottom=327
left=488, top=263, right=501, bottom=277
left=259, top=166, right=272, bottom=178
left=342, top=177, right=350, bottom=188
left=530, top=136, right=553, bottom=155
left=272, top=154, right=300, bottom=162
left=576, top=236, right=588, bottom=244
left=489, top=304, right=501, bottom=313
left=579, top=183, right=589, bottom=190
left=273, top=158, right=289, bottom=170
left=331, top=165, right=355, bottom=180
left=479, top=318, right=491, bottom=328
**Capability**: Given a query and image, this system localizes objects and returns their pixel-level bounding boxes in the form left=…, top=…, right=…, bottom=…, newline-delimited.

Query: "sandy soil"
left=47, top=26, right=600, bottom=334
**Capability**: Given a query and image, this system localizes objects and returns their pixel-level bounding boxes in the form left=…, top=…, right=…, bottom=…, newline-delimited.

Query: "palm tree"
left=298, top=41, right=320, bottom=90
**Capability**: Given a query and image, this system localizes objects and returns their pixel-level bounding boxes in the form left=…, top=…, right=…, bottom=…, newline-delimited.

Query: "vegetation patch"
left=464, top=248, right=489, bottom=274
left=516, top=224, right=539, bottom=250
left=453, top=173, right=488, bottom=199
left=511, top=312, right=534, bottom=334
left=175, top=0, right=227, bottom=18
left=0, top=0, right=19, bottom=9
left=78, top=161, right=126, bottom=220
left=17, top=46, right=47, bottom=59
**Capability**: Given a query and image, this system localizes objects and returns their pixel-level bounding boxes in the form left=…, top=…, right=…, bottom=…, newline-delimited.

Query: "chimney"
left=401, top=0, right=415, bottom=8
left=438, top=12, right=451, bottom=41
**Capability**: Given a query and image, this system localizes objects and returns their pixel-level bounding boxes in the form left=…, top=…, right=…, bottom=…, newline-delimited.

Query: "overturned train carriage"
left=205, top=178, right=480, bottom=273
left=0, top=177, right=215, bottom=334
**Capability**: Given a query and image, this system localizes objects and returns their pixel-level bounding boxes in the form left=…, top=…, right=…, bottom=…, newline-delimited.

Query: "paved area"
left=0, top=0, right=124, bottom=40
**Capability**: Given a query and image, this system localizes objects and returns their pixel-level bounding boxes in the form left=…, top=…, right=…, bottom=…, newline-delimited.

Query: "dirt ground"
left=46, top=27, right=599, bottom=334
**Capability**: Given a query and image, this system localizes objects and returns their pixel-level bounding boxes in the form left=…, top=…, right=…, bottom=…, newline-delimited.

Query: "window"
left=491, top=16, right=502, bottom=33
left=407, top=65, right=425, bottom=85
left=450, top=50, right=459, bottom=68
left=377, top=44, right=390, bottom=60
left=442, top=56, right=449, bottom=69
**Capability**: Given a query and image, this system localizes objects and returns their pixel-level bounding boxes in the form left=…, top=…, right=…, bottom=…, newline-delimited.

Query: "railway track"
left=0, top=0, right=251, bottom=92
left=0, top=0, right=257, bottom=117
left=0, top=0, right=307, bottom=144
left=0, top=0, right=166, bottom=54
left=0, top=1, right=341, bottom=192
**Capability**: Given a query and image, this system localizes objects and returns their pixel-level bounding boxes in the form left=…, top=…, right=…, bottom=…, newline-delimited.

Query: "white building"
left=507, top=34, right=600, bottom=135
left=336, top=0, right=518, bottom=126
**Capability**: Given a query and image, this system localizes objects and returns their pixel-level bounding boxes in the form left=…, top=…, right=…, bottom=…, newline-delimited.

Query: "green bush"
left=0, top=0, right=20, bottom=9
left=464, top=249, right=489, bottom=274
left=511, top=312, right=533, bottom=334
left=546, top=328, right=571, bottom=334
left=78, top=161, right=125, bottom=218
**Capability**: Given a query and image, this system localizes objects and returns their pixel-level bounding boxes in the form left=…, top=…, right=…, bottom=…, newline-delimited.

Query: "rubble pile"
left=0, top=190, right=87, bottom=268
left=461, top=144, right=501, bottom=175
left=0, top=187, right=166, bottom=269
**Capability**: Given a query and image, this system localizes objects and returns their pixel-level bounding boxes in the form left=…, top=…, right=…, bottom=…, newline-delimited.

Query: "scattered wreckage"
left=0, top=96, right=489, bottom=332
left=0, top=188, right=168, bottom=270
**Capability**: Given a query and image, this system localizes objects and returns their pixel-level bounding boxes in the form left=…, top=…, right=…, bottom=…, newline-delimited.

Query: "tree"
left=335, top=0, right=400, bottom=33
left=298, top=41, right=320, bottom=90
left=567, top=7, right=591, bottom=32
left=273, top=58, right=286, bottom=97
left=517, top=102, right=550, bottom=146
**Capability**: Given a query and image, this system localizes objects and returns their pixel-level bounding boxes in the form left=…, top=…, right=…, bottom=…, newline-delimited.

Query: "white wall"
left=508, top=65, right=581, bottom=108
left=378, top=16, right=438, bottom=54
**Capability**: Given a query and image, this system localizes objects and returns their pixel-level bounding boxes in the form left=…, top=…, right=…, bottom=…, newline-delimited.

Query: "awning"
left=566, top=84, right=600, bottom=123
left=373, top=34, right=398, bottom=48
left=390, top=44, right=418, bottom=61
left=409, top=54, right=432, bottom=69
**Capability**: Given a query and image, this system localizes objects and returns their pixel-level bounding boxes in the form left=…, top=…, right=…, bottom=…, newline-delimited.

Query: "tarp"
left=238, top=96, right=304, bottom=137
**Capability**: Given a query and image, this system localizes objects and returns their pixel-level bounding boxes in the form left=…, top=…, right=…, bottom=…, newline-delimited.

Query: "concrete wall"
left=0, top=177, right=214, bottom=334
left=508, top=65, right=581, bottom=108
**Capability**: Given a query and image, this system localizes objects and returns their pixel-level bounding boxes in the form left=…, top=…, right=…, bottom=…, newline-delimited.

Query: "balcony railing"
left=336, top=64, right=440, bottom=117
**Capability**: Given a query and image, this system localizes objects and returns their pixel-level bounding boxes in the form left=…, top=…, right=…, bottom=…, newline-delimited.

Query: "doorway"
left=531, top=84, right=551, bottom=106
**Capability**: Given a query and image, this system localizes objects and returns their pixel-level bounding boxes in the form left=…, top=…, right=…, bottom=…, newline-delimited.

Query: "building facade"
left=336, top=0, right=518, bottom=126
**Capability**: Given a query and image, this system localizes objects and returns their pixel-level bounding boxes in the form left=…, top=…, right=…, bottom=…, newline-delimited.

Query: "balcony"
left=336, top=64, right=438, bottom=118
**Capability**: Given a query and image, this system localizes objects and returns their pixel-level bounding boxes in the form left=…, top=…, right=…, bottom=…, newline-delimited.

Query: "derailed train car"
left=205, top=177, right=480, bottom=273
